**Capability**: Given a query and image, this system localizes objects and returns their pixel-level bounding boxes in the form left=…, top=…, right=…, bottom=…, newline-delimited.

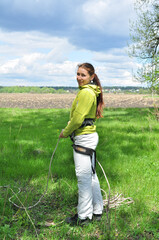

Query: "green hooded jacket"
left=63, top=84, right=101, bottom=137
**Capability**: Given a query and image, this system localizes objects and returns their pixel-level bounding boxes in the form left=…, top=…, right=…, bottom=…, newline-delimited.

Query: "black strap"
left=72, top=144, right=94, bottom=155
left=72, top=144, right=96, bottom=174
left=79, top=118, right=94, bottom=128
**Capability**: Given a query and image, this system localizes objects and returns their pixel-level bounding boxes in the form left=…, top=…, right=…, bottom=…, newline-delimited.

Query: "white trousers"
left=73, top=132, right=103, bottom=220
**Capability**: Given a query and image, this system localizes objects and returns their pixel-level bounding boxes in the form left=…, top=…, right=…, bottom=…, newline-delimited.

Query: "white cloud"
left=0, top=0, right=136, bottom=51
left=0, top=30, right=80, bottom=86
left=82, top=0, right=135, bottom=35
left=96, top=65, right=140, bottom=86
left=92, top=47, right=141, bottom=86
left=0, top=30, right=75, bottom=58
left=0, top=0, right=141, bottom=89
left=0, top=30, right=77, bottom=83
left=0, top=29, right=141, bottom=87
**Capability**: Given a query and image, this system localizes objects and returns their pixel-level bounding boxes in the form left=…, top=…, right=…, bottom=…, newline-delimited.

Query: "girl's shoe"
left=93, top=213, right=102, bottom=221
left=65, top=214, right=91, bottom=226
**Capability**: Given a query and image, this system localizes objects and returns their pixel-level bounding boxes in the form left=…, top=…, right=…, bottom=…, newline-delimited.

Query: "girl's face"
left=77, top=67, right=94, bottom=86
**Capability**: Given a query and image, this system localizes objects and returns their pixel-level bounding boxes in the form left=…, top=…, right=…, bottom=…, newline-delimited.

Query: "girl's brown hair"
left=78, top=63, right=104, bottom=118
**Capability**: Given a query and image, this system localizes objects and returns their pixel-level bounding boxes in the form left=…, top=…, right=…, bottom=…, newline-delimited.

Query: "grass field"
left=0, top=108, right=159, bottom=239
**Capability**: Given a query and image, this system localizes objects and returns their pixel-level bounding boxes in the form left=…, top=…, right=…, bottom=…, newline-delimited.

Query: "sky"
left=0, top=0, right=142, bottom=87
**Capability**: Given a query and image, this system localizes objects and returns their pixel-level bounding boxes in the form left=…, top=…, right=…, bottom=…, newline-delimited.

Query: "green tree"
left=129, top=0, right=159, bottom=93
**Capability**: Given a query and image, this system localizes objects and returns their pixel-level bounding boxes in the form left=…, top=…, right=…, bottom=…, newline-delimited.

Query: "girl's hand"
left=59, top=130, right=67, bottom=138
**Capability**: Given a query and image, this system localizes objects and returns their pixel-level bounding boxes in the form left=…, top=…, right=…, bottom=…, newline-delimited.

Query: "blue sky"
left=0, top=0, right=142, bottom=87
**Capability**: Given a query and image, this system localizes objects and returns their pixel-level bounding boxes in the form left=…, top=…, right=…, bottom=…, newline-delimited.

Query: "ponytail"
left=93, top=73, right=104, bottom=118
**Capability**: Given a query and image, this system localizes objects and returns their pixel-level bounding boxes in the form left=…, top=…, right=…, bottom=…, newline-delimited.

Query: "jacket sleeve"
left=63, top=89, right=95, bottom=137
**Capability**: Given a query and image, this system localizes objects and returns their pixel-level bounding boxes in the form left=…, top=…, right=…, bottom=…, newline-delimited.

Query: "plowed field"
left=0, top=93, right=158, bottom=108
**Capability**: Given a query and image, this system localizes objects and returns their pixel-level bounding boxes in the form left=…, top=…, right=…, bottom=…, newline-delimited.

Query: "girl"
left=59, top=63, right=104, bottom=226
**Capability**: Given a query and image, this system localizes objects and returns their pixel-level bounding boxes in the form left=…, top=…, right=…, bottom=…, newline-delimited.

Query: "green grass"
left=0, top=108, right=159, bottom=239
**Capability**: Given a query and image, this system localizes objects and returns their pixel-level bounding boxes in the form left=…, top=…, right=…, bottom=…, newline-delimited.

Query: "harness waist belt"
left=79, top=118, right=94, bottom=128
left=70, top=118, right=95, bottom=142
left=72, top=144, right=96, bottom=174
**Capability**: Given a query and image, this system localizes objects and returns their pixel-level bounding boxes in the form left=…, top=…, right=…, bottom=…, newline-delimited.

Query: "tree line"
left=0, top=86, right=67, bottom=93
left=0, top=86, right=150, bottom=94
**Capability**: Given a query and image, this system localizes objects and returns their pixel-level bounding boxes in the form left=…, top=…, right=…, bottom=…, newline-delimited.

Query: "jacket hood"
left=79, top=84, right=101, bottom=97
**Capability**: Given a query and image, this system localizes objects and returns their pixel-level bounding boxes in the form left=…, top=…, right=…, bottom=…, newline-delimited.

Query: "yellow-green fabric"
left=63, top=84, right=101, bottom=137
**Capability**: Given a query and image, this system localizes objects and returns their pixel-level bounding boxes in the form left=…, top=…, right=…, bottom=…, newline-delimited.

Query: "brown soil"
left=0, top=93, right=158, bottom=109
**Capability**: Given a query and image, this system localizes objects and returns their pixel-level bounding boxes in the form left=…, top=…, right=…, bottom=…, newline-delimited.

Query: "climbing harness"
left=72, top=144, right=96, bottom=174
left=70, top=118, right=96, bottom=174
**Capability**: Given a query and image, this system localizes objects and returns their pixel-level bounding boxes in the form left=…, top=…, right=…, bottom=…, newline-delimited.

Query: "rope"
left=97, top=159, right=134, bottom=209
left=1, top=136, right=133, bottom=224
left=0, top=137, right=60, bottom=210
